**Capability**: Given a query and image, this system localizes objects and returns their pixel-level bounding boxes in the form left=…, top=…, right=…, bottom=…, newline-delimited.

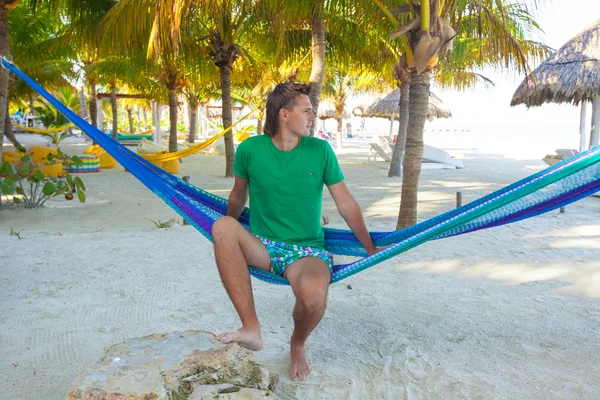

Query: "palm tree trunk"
left=188, top=98, right=198, bottom=143
left=336, top=117, right=343, bottom=150
left=308, top=2, right=325, bottom=135
left=590, top=96, right=600, bottom=148
left=256, top=107, right=264, bottom=135
left=110, top=84, right=118, bottom=140
left=89, top=78, right=97, bottom=127
left=143, top=106, right=149, bottom=129
left=389, top=79, right=410, bottom=177
left=0, top=4, right=11, bottom=158
left=127, top=108, right=134, bottom=133
left=28, top=93, right=36, bottom=115
left=78, top=88, right=88, bottom=120
left=397, top=70, right=430, bottom=229
left=5, top=106, right=24, bottom=152
left=220, top=65, right=234, bottom=177
left=167, top=84, right=178, bottom=153
left=136, top=106, right=141, bottom=129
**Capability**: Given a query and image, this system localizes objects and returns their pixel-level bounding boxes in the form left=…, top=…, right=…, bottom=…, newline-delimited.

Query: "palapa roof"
left=363, top=88, right=451, bottom=120
left=511, top=19, right=600, bottom=107
left=316, top=100, right=349, bottom=120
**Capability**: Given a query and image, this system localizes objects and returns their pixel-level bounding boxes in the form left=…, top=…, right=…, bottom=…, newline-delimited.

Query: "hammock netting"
left=3, top=58, right=599, bottom=285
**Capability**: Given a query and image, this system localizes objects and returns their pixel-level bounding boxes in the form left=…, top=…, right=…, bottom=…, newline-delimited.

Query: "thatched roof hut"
left=364, top=88, right=452, bottom=121
left=511, top=19, right=600, bottom=150
left=316, top=100, right=349, bottom=120
left=511, top=19, right=600, bottom=107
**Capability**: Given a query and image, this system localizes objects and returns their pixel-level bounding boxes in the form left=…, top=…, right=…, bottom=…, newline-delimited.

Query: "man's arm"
left=227, top=175, right=249, bottom=220
left=327, top=181, right=378, bottom=255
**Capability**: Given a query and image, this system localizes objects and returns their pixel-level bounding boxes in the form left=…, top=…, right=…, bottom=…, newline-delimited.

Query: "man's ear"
left=279, top=107, right=289, bottom=122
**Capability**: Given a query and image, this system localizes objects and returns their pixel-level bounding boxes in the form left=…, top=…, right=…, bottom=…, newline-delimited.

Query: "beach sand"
left=1, top=134, right=599, bottom=399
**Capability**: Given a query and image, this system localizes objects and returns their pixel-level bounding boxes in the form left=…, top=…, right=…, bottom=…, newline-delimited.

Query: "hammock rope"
left=3, top=57, right=599, bottom=286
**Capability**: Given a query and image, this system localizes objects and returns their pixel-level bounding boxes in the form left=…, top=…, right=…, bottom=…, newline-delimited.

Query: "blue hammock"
left=3, top=58, right=600, bottom=285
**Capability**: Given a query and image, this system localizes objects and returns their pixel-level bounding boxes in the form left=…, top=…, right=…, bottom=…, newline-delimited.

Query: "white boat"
left=422, top=144, right=464, bottom=169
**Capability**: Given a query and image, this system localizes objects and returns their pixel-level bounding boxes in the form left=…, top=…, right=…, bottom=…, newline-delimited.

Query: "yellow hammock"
left=118, top=128, right=154, bottom=135
left=14, top=123, right=73, bottom=133
left=140, top=106, right=259, bottom=162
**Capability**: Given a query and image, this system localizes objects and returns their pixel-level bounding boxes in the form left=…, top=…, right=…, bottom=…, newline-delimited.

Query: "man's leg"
left=212, top=216, right=271, bottom=351
left=283, top=257, right=331, bottom=381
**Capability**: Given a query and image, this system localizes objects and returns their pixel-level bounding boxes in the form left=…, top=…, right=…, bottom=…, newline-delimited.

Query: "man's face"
left=282, top=94, right=316, bottom=137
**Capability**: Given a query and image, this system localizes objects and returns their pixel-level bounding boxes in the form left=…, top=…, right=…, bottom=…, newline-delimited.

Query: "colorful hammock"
left=118, top=128, right=154, bottom=135
left=14, top=123, right=73, bottom=133
left=3, top=58, right=600, bottom=286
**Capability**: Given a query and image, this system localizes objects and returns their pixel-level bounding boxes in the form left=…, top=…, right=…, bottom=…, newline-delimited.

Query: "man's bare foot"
left=216, top=326, right=263, bottom=351
left=289, top=340, right=311, bottom=381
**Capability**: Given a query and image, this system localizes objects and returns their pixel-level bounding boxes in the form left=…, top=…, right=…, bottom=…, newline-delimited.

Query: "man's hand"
left=366, top=246, right=383, bottom=256
left=366, top=245, right=392, bottom=256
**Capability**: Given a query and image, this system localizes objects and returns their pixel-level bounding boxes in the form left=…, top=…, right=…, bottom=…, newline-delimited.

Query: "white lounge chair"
left=368, top=142, right=392, bottom=162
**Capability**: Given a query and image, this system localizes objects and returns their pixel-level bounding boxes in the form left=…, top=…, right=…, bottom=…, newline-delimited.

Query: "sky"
left=412, top=0, right=600, bottom=135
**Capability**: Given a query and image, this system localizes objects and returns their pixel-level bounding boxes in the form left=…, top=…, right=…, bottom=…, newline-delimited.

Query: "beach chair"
left=543, top=149, right=578, bottom=166
left=368, top=142, right=391, bottom=162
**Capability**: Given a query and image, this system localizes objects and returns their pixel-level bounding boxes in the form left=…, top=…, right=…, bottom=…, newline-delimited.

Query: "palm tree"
left=379, top=0, right=550, bottom=229
left=322, top=69, right=382, bottom=150
left=56, top=0, right=117, bottom=128
left=1, top=0, right=23, bottom=156
left=0, top=0, right=116, bottom=154
left=88, top=57, right=150, bottom=139
left=99, top=0, right=189, bottom=152
left=4, top=3, right=72, bottom=151
left=265, top=0, right=394, bottom=134
left=180, top=61, right=220, bottom=143
left=190, top=0, right=270, bottom=176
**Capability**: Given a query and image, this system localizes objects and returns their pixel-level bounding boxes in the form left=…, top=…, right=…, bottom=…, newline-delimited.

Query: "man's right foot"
left=216, top=327, right=263, bottom=351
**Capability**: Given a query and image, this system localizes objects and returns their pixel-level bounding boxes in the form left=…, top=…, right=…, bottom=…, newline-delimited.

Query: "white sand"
left=1, top=135, right=600, bottom=399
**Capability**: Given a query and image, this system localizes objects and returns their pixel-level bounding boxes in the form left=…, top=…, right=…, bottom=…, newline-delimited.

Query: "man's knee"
left=295, top=280, right=328, bottom=312
left=212, top=216, right=240, bottom=239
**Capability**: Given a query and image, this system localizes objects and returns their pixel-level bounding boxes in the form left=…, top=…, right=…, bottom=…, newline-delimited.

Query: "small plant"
left=9, top=228, right=21, bottom=239
left=0, top=148, right=86, bottom=208
left=40, top=131, right=70, bottom=146
left=150, top=219, right=177, bottom=228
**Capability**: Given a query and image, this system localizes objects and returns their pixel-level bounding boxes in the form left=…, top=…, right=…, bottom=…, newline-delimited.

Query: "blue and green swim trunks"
left=257, top=237, right=333, bottom=277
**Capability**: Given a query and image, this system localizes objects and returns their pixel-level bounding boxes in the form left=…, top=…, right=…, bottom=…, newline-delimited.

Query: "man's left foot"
left=289, top=340, right=311, bottom=381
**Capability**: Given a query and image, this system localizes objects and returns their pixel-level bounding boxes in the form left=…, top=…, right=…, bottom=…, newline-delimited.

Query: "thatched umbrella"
left=363, top=88, right=451, bottom=135
left=511, top=19, right=600, bottom=151
left=316, top=100, right=349, bottom=120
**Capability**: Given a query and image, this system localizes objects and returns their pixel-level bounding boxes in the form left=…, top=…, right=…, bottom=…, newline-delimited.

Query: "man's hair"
left=263, top=83, right=311, bottom=137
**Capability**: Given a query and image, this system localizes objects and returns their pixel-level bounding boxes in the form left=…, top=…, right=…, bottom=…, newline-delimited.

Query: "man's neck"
left=271, top=131, right=301, bottom=152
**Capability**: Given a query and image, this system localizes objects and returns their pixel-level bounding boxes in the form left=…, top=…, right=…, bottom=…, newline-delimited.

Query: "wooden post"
left=590, top=96, right=600, bottom=148
left=580, top=100, right=588, bottom=152
left=456, top=191, right=462, bottom=208
left=182, top=176, right=190, bottom=225
left=96, top=99, right=103, bottom=131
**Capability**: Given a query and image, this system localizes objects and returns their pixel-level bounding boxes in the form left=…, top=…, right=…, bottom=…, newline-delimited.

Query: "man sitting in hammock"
left=212, top=82, right=379, bottom=381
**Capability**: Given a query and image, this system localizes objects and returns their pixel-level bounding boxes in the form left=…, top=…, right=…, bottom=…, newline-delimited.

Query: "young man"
left=212, top=83, right=378, bottom=381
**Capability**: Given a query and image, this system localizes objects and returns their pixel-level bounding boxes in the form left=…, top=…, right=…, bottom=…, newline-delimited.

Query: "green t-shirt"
left=234, top=135, right=344, bottom=249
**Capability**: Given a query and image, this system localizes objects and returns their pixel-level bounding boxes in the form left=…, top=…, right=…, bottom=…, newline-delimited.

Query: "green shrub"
left=0, top=149, right=86, bottom=208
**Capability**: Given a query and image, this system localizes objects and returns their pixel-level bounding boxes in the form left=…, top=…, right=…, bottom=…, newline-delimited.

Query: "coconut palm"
left=264, top=0, right=399, bottom=134
left=0, top=0, right=117, bottom=155
left=322, top=69, right=383, bottom=150
left=54, top=0, right=117, bottom=128
left=88, top=57, right=151, bottom=139
left=4, top=3, right=72, bottom=150
left=377, top=0, right=551, bottom=228
left=180, top=61, right=220, bottom=143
